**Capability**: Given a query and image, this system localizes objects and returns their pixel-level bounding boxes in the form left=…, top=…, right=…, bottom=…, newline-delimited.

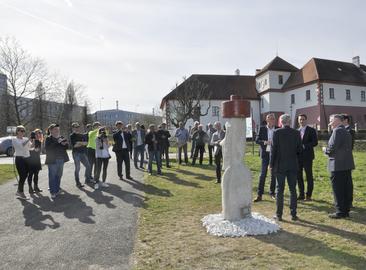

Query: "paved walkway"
left=0, top=155, right=144, bottom=270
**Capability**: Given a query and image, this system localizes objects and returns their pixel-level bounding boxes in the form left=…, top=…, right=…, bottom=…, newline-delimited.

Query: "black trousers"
left=192, top=145, right=205, bottom=165
left=214, top=151, right=222, bottom=182
left=160, top=145, right=170, bottom=166
left=27, top=168, right=40, bottom=189
left=208, top=145, right=214, bottom=165
left=331, top=170, right=352, bottom=215
left=15, top=156, right=29, bottom=193
left=95, top=158, right=109, bottom=182
left=116, top=149, right=130, bottom=178
left=276, top=171, right=297, bottom=217
left=297, top=159, right=314, bottom=197
left=87, top=148, right=96, bottom=177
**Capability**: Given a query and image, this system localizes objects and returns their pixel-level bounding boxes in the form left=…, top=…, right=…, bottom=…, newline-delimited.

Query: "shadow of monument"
left=255, top=230, right=366, bottom=270
left=19, top=199, right=60, bottom=230
left=31, top=191, right=95, bottom=224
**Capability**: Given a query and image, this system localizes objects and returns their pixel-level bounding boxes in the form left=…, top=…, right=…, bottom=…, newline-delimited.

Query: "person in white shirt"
left=12, top=125, right=31, bottom=200
left=94, top=127, right=111, bottom=189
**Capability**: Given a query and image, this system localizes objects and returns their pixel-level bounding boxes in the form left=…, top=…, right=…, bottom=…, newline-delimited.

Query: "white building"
left=161, top=56, right=366, bottom=131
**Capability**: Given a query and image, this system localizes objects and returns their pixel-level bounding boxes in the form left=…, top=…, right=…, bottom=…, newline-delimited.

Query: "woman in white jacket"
left=94, top=127, right=110, bottom=190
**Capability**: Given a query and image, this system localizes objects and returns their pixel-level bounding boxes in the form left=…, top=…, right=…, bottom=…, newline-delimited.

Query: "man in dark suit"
left=324, top=114, right=355, bottom=218
left=254, top=113, right=277, bottom=202
left=297, top=114, right=318, bottom=201
left=112, top=121, right=132, bottom=180
left=342, top=114, right=355, bottom=208
left=270, top=114, right=302, bottom=221
left=131, top=122, right=146, bottom=169
left=157, top=123, right=171, bottom=168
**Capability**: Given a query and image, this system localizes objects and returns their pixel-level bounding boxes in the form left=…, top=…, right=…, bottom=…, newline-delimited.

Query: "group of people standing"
left=254, top=113, right=355, bottom=221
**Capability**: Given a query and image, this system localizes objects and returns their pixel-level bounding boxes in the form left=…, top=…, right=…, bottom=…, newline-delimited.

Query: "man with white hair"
left=270, top=114, right=302, bottom=221
left=211, top=122, right=225, bottom=183
left=324, top=114, right=355, bottom=218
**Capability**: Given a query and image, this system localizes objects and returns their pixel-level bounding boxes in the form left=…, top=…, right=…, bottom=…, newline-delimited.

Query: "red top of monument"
left=221, top=95, right=250, bottom=118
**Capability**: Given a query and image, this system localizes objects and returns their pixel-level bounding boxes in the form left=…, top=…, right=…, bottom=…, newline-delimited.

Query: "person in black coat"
left=270, top=114, right=302, bottom=221
left=191, top=124, right=209, bottom=166
left=157, top=123, right=171, bottom=168
left=254, top=113, right=277, bottom=202
left=112, top=121, right=132, bottom=180
left=297, top=114, right=318, bottom=201
left=45, top=124, right=70, bottom=199
left=342, top=114, right=355, bottom=208
left=145, top=124, right=162, bottom=175
left=27, top=129, right=43, bottom=193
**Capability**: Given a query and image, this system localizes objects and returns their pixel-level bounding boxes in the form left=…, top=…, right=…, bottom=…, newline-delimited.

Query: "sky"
left=0, top=0, right=365, bottom=114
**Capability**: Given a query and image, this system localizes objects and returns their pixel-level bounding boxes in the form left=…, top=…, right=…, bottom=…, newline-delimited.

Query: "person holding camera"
left=12, top=125, right=31, bottom=200
left=94, top=127, right=111, bottom=189
left=70, top=122, right=92, bottom=187
left=27, top=129, right=43, bottom=193
left=87, top=122, right=102, bottom=180
left=145, top=124, right=162, bottom=175
left=45, top=124, right=69, bottom=199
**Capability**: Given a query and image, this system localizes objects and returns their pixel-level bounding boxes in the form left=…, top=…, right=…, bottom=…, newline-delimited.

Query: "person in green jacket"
left=87, top=121, right=101, bottom=180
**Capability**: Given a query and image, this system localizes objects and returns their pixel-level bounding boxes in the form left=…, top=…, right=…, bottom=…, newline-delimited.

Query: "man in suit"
left=113, top=121, right=132, bottom=180
left=270, top=114, right=302, bottom=221
left=324, top=114, right=355, bottom=219
left=254, top=113, right=277, bottom=202
left=131, top=122, right=146, bottom=170
left=157, top=123, right=171, bottom=168
left=206, top=123, right=216, bottom=166
left=211, top=122, right=225, bottom=183
left=297, top=114, right=318, bottom=201
left=190, top=121, right=200, bottom=159
left=342, top=114, right=355, bottom=208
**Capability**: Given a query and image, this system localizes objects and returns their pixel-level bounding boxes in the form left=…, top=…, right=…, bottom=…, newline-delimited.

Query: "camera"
left=30, top=131, right=36, bottom=140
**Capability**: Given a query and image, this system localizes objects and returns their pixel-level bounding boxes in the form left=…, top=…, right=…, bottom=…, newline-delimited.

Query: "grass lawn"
left=133, top=145, right=366, bottom=270
left=0, top=164, right=17, bottom=185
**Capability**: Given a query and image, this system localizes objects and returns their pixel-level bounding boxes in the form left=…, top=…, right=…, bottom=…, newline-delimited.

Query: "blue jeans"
left=48, top=159, right=64, bottom=195
left=276, top=171, right=297, bottom=217
left=148, top=150, right=161, bottom=174
left=73, top=151, right=92, bottom=183
left=134, top=144, right=145, bottom=168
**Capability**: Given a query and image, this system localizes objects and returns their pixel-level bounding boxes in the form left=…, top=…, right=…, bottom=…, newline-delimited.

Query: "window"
left=261, top=97, right=264, bottom=108
left=361, top=91, right=365, bottom=102
left=212, top=106, right=220, bottom=117
left=264, top=79, right=267, bottom=86
left=278, top=75, right=283, bottom=85
left=306, top=90, right=311, bottom=101
left=291, top=94, right=295, bottom=104
left=346, top=89, right=351, bottom=100
left=329, top=88, right=335, bottom=99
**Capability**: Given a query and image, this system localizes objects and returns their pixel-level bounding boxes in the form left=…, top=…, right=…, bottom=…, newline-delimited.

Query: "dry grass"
left=133, top=146, right=366, bottom=270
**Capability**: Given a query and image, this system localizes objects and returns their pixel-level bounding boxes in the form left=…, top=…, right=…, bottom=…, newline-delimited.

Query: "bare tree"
left=0, top=37, right=48, bottom=125
left=168, top=76, right=211, bottom=127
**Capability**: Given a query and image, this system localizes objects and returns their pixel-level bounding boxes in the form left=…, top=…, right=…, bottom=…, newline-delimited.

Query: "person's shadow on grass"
left=102, top=182, right=147, bottom=208
left=122, top=177, right=172, bottom=198
left=159, top=171, right=203, bottom=188
left=19, top=199, right=60, bottom=230
left=255, top=230, right=366, bottom=270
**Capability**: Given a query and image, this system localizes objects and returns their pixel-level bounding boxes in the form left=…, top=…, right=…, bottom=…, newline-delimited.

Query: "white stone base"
left=201, top=212, right=280, bottom=237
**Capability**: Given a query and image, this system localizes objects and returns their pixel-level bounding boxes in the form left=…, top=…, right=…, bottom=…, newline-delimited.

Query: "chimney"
left=255, top=69, right=261, bottom=75
left=116, top=100, right=119, bottom=110
left=235, top=69, right=240, bottom=76
left=352, top=56, right=360, bottom=67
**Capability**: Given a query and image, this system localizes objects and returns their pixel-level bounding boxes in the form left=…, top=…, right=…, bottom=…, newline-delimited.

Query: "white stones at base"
left=201, top=212, right=280, bottom=237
